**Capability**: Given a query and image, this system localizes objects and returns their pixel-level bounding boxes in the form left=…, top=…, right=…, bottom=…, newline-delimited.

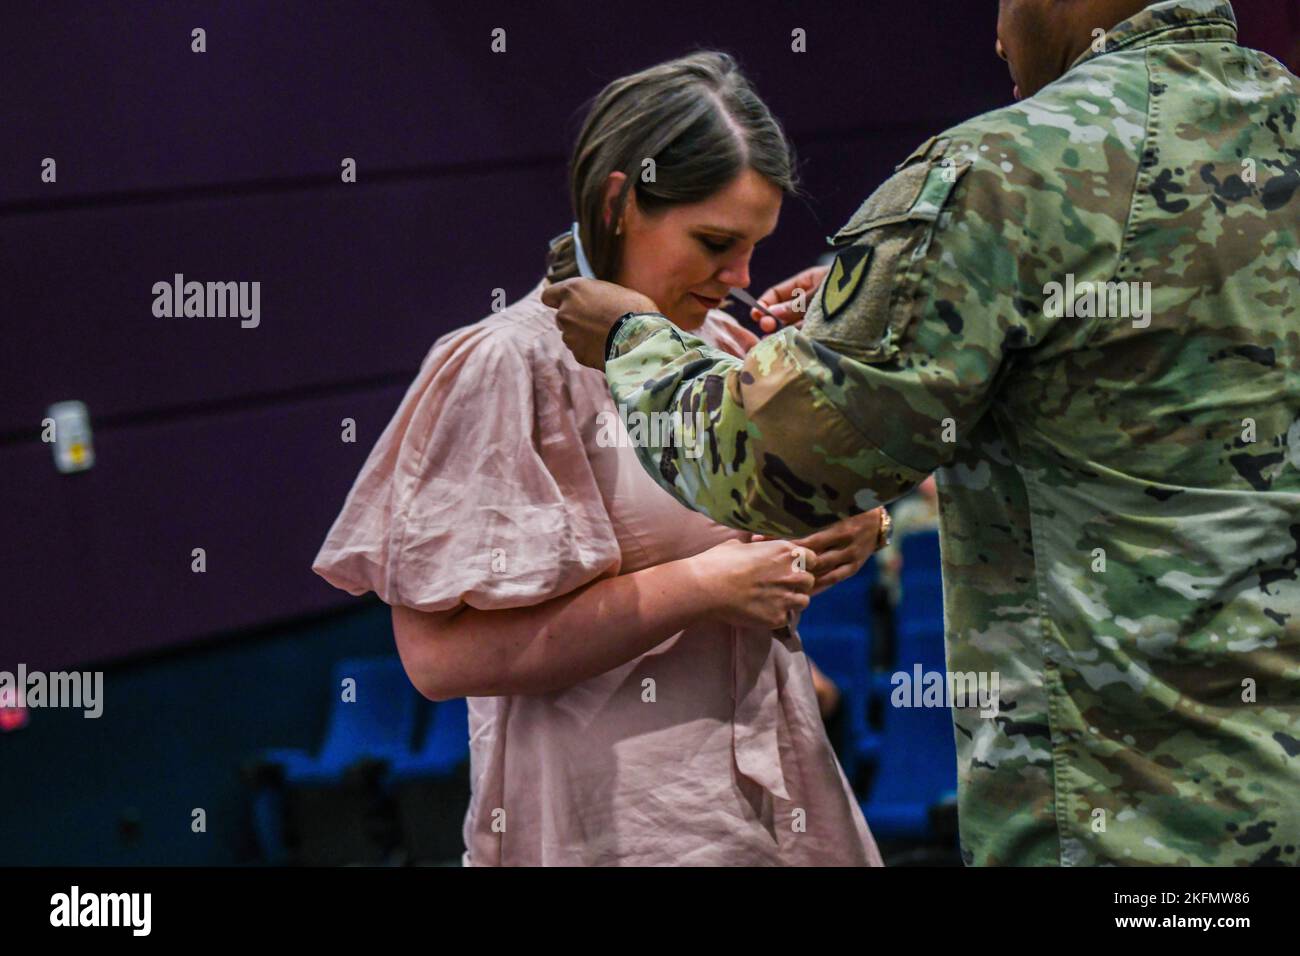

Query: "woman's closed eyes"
left=696, top=234, right=735, bottom=254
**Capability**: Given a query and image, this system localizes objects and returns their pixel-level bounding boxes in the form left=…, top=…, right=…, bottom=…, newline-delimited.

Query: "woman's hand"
left=751, top=265, right=831, bottom=333
left=694, top=538, right=817, bottom=631
left=543, top=277, right=659, bottom=371
left=756, top=508, right=884, bottom=595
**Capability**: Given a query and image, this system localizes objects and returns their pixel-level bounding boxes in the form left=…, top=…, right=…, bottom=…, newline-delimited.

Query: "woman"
left=312, top=52, right=884, bottom=866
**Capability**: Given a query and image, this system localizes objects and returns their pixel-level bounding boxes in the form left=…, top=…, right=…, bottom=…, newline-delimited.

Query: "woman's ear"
left=602, top=171, right=629, bottom=234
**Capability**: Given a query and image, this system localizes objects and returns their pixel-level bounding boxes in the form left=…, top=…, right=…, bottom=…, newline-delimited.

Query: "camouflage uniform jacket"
left=603, top=0, right=1300, bottom=864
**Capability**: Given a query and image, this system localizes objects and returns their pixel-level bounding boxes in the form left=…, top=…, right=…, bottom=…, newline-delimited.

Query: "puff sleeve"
left=312, top=322, right=623, bottom=612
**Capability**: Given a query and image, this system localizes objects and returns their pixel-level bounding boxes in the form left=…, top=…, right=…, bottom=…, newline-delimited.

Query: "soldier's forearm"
left=606, top=314, right=927, bottom=536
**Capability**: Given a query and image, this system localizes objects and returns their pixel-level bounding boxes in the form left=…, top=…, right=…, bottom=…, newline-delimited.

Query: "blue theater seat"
left=257, top=656, right=419, bottom=786
left=862, top=530, right=957, bottom=839
left=387, top=696, right=469, bottom=782
left=247, top=656, right=419, bottom=863
left=896, top=531, right=945, bottom=652
left=797, top=561, right=880, bottom=783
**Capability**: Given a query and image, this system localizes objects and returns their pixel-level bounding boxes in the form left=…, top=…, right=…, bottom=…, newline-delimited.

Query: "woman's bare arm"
left=393, top=556, right=713, bottom=700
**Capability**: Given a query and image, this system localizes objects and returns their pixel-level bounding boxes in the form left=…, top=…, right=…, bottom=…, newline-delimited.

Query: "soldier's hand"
left=543, top=278, right=658, bottom=372
left=754, top=508, right=884, bottom=594
left=752, top=265, right=830, bottom=333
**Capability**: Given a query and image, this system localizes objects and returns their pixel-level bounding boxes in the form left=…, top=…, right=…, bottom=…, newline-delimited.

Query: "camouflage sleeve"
left=606, top=316, right=918, bottom=537
left=606, top=136, right=1067, bottom=537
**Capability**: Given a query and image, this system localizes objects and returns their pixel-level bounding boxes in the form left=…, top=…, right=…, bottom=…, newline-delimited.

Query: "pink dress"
left=312, top=280, right=882, bottom=866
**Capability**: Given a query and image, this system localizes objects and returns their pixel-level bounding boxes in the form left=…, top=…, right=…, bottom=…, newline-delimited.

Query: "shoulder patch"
left=820, top=244, right=874, bottom=321
left=804, top=156, right=972, bottom=361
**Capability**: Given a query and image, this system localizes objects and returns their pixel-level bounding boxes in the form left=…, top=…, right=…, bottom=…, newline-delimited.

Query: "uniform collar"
left=1066, top=0, right=1238, bottom=73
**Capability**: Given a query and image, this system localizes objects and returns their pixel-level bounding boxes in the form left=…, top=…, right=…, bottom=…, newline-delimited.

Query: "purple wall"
left=3, top=0, right=1296, bottom=670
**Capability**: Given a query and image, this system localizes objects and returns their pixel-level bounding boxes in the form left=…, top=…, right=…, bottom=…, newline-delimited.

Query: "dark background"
left=2, top=1, right=1296, bottom=864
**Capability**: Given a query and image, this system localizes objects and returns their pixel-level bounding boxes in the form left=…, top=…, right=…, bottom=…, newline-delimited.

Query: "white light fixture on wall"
left=46, top=400, right=95, bottom=473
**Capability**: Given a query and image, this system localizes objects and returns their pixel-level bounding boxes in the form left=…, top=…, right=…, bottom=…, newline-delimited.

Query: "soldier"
left=545, top=0, right=1300, bottom=865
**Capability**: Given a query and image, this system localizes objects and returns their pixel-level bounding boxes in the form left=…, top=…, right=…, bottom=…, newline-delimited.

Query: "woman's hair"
left=546, top=51, right=797, bottom=282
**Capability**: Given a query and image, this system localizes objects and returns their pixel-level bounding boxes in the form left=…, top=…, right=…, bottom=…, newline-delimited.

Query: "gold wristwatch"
left=875, top=509, right=893, bottom=551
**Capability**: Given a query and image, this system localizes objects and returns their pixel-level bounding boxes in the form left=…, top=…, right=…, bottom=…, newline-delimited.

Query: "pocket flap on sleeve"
left=830, top=161, right=932, bottom=244
left=829, top=155, right=971, bottom=245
